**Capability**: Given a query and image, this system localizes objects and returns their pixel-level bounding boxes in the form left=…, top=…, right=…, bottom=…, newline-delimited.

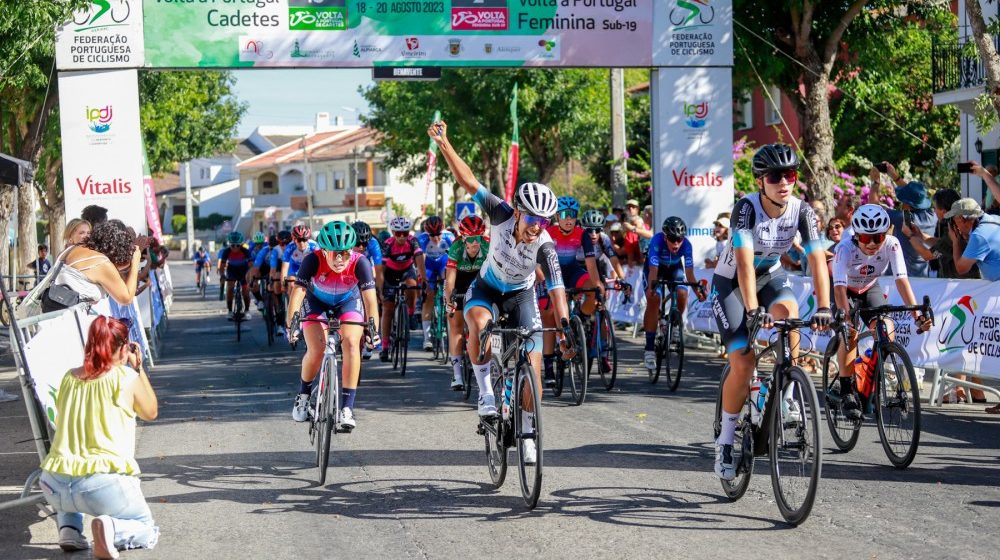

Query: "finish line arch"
left=55, top=0, right=733, bottom=258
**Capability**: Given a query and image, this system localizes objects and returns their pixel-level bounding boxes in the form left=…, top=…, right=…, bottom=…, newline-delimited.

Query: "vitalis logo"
left=670, top=0, right=715, bottom=31
left=938, top=295, right=977, bottom=352
left=672, top=167, right=723, bottom=187
left=683, top=101, right=709, bottom=129
left=75, top=175, right=133, bottom=195
left=86, top=105, right=113, bottom=133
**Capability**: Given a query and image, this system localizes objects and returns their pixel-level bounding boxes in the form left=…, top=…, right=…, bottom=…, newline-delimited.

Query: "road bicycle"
left=650, top=280, right=702, bottom=391
left=475, top=314, right=572, bottom=509
left=257, top=277, right=276, bottom=346
left=548, top=289, right=589, bottom=405
left=713, top=310, right=830, bottom=525
left=226, top=277, right=248, bottom=342
left=432, top=286, right=449, bottom=364
left=448, top=294, right=475, bottom=402
left=389, top=283, right=423, bottom=376
left=568, top=282, right=631, bottom=392
left=196, top=268, right=209, bottom=299
left=822, top=296, right=933, bottom=469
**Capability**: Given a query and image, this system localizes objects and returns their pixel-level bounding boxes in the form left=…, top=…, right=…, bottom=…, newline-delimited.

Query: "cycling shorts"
left=301, top=292, right=366, bottom=326
left=561, top=264, right=590, bottom=292
left=711, top=271, right=797, bottom=353
left=195, top=262, right=208, bottom=273
left=643, top=264, right=685, bottom=298
left=835, top=283, right=887, bottom=327
left=454, top=270, right=478, bottom=298
left=426, top=259, right=447, bottom=291
left=225, top=264, right=249, bottom=282
left=464, top=278, right=543, bottom=351
left=383, top=266, right=417, bottom=300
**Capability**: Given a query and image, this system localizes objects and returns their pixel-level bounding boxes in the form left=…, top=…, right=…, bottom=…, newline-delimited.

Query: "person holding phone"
left=871, top=162, right=937, bottom=277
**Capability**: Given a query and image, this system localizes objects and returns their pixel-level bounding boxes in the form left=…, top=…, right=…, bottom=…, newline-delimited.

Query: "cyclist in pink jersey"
left=379, top=216, right=425, bottom=362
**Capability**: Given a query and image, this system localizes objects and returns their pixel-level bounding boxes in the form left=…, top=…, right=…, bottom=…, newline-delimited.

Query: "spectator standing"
left=39, top=316, right=159, bottom=558
left=43, top=220, right=142, bottom=313
left=873, top=163, right=937, bottom=277
left=80, top=205, right=109, bottom=227
left=64, top=219, right=92, bottom=246
left=834, top=192, right=860, bottom=238
left=28, top=244, right=52, bottom=278
left=704, top=216, right=729, bottom=268
left=621, top=199, right=651, bottom=266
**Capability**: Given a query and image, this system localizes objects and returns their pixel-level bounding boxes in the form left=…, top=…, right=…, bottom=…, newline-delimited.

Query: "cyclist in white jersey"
left=832, top=204, right=931, bottom=419
left=430, top=120, right=575, bottom=464
left=712, top=144, right=834, bottom=481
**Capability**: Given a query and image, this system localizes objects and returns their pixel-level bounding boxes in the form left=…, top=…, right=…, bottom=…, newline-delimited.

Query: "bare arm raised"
left=428, top=120, right=480, bottom=196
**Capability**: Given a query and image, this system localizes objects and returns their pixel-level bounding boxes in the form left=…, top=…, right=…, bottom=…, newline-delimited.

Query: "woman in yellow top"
left=39, top=316, right=159, bottom=559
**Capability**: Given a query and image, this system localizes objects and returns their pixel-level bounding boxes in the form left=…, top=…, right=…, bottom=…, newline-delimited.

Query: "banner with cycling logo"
left=56, top=0, right=145, bottom=70
left=685, top=271, right=998, bottom=376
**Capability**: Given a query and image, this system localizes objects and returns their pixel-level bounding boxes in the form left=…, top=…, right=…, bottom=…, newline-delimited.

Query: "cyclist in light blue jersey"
left=417, top=216, right=455, bottom=350
left=281, top=224, right=320, bottom=282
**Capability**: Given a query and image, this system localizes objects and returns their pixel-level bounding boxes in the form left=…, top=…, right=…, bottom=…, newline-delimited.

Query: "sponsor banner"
left=135, top=0, right=652, bottom=68
left=56, top=0, right=145, bottom=70
left=652, top=0, right=732, bottom=66
left=684, top=272, right=1000, bottom=377
left=59, top=69, right=147, bottom=233
left=651, top=67, right=733, bottom=263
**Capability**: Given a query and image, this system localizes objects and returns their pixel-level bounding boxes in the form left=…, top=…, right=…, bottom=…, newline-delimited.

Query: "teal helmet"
left=580, top=209, right=606, bottom=229
left=378, top=230, right=391, bottom=243
left=227, top=231, right=244, bottom=245
left=316, top=221, right=357, bottom=251
left=252, top=232, right=265, bottom=244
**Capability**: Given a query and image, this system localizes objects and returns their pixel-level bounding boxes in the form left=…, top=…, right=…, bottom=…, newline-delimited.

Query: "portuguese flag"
left=423, top=110, right=441, bottom=205
left=504, top=84, right=519, bottom=202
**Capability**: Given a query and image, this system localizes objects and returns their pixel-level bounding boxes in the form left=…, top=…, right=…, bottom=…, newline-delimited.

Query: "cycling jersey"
left=282, top=240, right=320, bottom=276
left=587, top=232, right=617, bottom=280
left=296, top=250, right=375, bottom=324
left=382, top=234, right=422, bottom=272
left=220, top=245, right=251, bottom=268
left=417, top=231, right=455, bottom=266
left=253, top=246, right=273, bottom=269
left=547, top=225, right=595, bottom=268
left=192, top=251, right=210, bottom=270
left=269, top=243, right=289, bottom=270
left=832, top=236, right=906, bottom=293
left=647, top=234, right=694, bottom=269
left=362, top=237, right=383, bottom=267
left=248, top=242, right=263, bottom=262
left=715, top=193, right=821, bottom=279
left=447, top=237, right=489, bottom=294
left=473, top=185, right=562, bottom=293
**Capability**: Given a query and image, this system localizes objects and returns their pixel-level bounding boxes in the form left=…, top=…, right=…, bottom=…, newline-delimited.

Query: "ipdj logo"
left=86, top=105, right=113, bottom=133
left=537, top=39, right=556, bottom=52
left=406, top=37, right=420, bottom=51
left=72, top=0, right=130, bottom=28
left=938, top=295, right=977, bottom=352
left=669, top=0, right=715, bottom=31
left=683, top=101, right=709, bottom=128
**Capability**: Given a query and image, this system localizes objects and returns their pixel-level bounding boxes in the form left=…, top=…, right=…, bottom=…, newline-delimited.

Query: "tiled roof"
left=238, top=129, right=369, bottom=170
left=262, top=135, right=304, bottom=149
left=291, top=128, right=381, bottom=163
left=151, top=171, right=181, bottom=196
left=233, top=138, right=262, bottom=160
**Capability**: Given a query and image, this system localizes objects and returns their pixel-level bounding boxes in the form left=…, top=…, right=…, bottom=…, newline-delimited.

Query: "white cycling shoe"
left=477, top=395, right=498, bottom=418
left=292, top=394, right=309, bottom=423
left=643, top=351, right=657, bottom=372
left=521, top=439, right=537, bottom=465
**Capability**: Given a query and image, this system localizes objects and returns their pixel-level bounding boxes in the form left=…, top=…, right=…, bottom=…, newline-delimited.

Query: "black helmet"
left=352, top=221, right=372, bottom=246
left=752, top=143, right=799, bottom=178
left=662, top=216, right=687, bottom=240
left=277, top=230, right=292, bottom=244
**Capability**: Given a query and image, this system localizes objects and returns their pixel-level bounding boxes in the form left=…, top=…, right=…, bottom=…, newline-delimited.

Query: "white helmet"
left=389, top=216, right=412, bottom=232
left=851, top=204, right=890, bottom=235
left=515, top=182, right=558, bottom=217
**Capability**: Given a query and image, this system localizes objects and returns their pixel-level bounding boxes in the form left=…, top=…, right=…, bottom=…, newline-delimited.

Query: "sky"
left=232, top=69, right=373, bottom=138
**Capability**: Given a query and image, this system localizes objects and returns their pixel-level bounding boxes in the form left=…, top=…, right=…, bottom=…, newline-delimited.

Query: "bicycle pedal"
left=476, top=423, right=486, bottom=436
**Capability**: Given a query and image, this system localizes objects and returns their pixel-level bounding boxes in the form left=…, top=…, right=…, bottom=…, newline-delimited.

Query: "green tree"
left=586, top=69, right=651, bottom=208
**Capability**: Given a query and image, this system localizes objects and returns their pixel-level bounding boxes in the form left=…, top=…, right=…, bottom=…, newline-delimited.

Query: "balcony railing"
left=932, top=36, right=1000, bottom=94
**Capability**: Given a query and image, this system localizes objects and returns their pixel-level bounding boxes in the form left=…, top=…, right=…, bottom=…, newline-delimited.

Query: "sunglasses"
left=586, top=227, right=602, bottom=235
left=466, top=236, right=483, bottom=244
left=558, top=209, right=578, bottom=219
left=665, top=235, right=683, bottom=243
left=763, top=169, right=798, bottom=184
left=828, top=224, right=844, bottom=230
left=331, top=250, right=352, bottom=261
left=857, top=232, right=885, bottom=245
left=521, top=214, right=550, bottom=229
left=394, top=231, right=408, bottom=237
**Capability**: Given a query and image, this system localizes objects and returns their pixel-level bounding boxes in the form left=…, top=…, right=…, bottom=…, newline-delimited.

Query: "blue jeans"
left=39, top=471, right=159, bottom=550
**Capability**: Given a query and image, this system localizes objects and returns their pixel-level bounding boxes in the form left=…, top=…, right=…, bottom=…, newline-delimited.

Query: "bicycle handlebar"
left=476, top=317, right=569, bottom=363
left=855, top=295, right=934, bottom=324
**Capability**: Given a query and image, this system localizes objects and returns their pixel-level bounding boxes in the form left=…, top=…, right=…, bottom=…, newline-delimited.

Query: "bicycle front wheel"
left=316, top=355, right=339, bottom=485
left=713, top=365, right=754, bottom=501
left=599, top=310, right=618, bottom=390
left=875, top=342, right=921, bottom=469
left=821, top=337, right=860, bottom=452
left=664, top=309, right=685, bottom=392
left=484, top=356, right=507, bottom=486
left=652, top=319, right=668, bottom=385
left=567, top=316, right=588, bottom=406
left=462, top=355, right=474, bottom=402
left=515, top=361, right=543, bottom=509
left=769, top=366, right=822, bottom=526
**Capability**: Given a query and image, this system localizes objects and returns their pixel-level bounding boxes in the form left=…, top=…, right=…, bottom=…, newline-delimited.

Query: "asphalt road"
left=2, top=262, right=1000, bottom=559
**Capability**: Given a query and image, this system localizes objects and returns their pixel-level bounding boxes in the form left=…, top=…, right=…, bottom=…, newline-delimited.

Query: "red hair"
left=82, top=316, right=130, bottom=380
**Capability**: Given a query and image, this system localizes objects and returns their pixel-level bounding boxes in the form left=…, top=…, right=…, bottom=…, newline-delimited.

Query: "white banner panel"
left=59, top=69, right=147, bottom=233
left=651, top=67, right=734, bottom=262
left=653, top=0, right=733, bottom=67
left=56, top=0, right=144, bottom=70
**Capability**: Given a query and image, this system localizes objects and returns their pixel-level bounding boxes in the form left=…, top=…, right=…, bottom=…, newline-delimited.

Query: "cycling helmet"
left=851, top=204, right=890, bottom=235
left=352, top=221, right=372, bottom=245
left=316, top=221, right=357, bottom=251
left=277, top=230, right=292, bottom=244
left=662, top=216, right=687, bottom=239
left=459, top=215, right=486, bottom=237
left=579, top=209, right=606, bottom=229
left=252, top=232, right=265, bottom=244
left=390, top=216, right=412, bottom=232
left=557, top=196, right=580, bottom=214
left=227, top=231, right=244, bottom=245
left=267, top=235, right=278, bottom=247
left=378, top=230, right=391, bottom=243
left=291, top=224, right=311, bottom=241
left=752, top=143, right=799, bottom=178
left=423, top=215, right=444, bottom=235
left=515, top=182, right=558, bottom=217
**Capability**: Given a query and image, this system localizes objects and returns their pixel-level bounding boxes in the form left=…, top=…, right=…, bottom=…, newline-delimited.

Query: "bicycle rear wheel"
left=484, top=356, right=507, bottom=486
left=462, top=355, right=474, bottom=402
left=595, top=310, right=618, bottom=391
left=515, top=361, right=543, bottom=508
left=234, top=286, right=244, bottom=342
left=567, top=316, right=589, bottom=406
left=713, top=365, right=754, bottom=500
left=652, top=318, right=669, bottom=384
left=400, top=306, right=410, bottom=377
left=821, top=338, right=860, bottom=452
left=664, top=309, right=685, bottom=392
left=769, top=366, right=822, bottom=525
left=875, top=342, right=921, bottom=469
left=316, top=355, right=339, bottom=485
left=263, top=291, right=275, bottom=346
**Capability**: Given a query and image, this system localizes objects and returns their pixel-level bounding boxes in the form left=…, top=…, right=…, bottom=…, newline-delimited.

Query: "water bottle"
left=749, top=379, right=762, bottom=426
left=757, top=381, right=769, bottom=423
left=502, top=377, right=513, bottom=419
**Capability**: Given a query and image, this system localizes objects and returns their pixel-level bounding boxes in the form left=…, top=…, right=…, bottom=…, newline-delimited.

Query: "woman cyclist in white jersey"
left=712, top=144, right=834, bottom=481
left=429, top=121, right=575, bottom=464
left=832, top=204, right=931, bottom=419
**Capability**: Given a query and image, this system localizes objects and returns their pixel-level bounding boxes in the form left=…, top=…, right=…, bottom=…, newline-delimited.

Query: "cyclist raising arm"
left=286, top=222, right=380, bottom=431
left=712, top=144, right=832, bottom=481
left=430, top=120, right=574, bottom=465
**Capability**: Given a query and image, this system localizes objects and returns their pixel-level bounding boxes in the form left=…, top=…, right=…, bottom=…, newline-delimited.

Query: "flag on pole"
left=504, top=84, right=519, bottom=202
left=140, top=138, right=163, bottom=241
left=423, top=110, right=441, bottom=206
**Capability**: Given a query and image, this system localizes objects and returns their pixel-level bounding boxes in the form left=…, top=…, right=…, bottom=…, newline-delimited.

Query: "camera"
left=875, top=162, right=888, bottom=173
